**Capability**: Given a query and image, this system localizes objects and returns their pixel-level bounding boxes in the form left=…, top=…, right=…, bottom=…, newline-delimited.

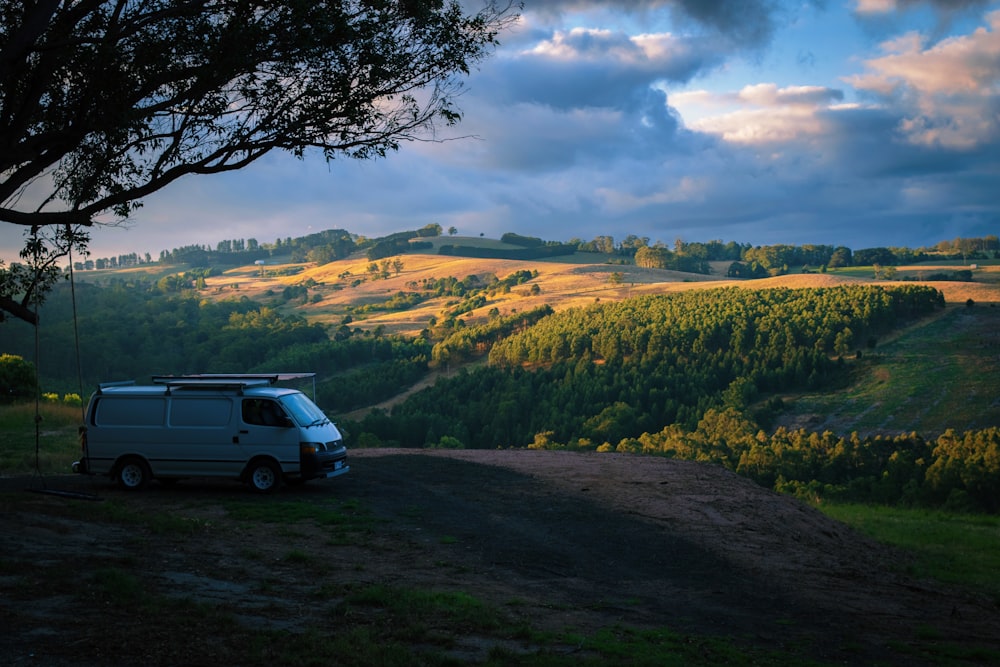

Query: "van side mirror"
left=277, top=416, right=294, bottom=428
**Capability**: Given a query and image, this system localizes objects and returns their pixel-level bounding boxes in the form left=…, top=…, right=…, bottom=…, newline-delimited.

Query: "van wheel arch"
left=115, top=456, right=152, bottom=491
left=244, top=457, right=282, bottom=494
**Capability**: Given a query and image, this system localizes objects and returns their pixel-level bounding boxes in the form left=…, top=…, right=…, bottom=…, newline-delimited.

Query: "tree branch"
left=0, top=293, right=38, bottom=325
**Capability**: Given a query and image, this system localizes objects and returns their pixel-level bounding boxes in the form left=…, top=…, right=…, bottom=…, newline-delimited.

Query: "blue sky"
left=2, top=0, right=998, bottom=260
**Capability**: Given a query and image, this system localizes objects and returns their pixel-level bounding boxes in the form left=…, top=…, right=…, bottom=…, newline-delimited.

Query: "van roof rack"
left=99, top=380, right=136, bottom=389
left=151, top=378, right=272, bottom=390
left=150, top=374, right=318, bottom=395
left=96, top=380, right=136, bottom=394
left=151, top=373, right=315, bottom=386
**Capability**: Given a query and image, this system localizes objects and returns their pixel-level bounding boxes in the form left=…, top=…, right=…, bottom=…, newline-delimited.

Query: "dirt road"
left=2, top=449, right=998, bottom=665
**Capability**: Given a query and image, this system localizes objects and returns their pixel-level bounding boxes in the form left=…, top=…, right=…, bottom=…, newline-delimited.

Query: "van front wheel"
left=246, top=459, right=281, bottom=494
left=116, top=457, right=151, bottom=491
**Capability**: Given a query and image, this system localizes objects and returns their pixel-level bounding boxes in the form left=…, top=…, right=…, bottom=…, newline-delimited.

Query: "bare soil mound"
left=2, top=449, right=999, bottom=665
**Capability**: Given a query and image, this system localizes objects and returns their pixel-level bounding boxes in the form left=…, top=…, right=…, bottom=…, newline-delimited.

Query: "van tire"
left=246, top=459, right=281, bottom=494
left=116, top=457, right=151, bottom=491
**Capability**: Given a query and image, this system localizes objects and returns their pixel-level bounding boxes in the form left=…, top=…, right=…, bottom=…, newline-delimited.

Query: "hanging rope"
left=67, top=241, right=86, bottom=421
left=26, top=227, right=101, bottom=500
left=32, top=284, right=42, bottom=484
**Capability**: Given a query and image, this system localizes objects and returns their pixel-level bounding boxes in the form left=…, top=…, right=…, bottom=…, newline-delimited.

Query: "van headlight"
left=300, top=442, right=322, bottom=454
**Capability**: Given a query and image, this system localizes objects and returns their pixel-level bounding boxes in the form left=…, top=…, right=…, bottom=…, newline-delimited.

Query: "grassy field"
left=0, top=402, right=82, bottom=475
left=776, top=304, right=1000, bottom=435
left=829, top=260, right=1000, bottom=290
left=818, top=502, right=1000, bottom=605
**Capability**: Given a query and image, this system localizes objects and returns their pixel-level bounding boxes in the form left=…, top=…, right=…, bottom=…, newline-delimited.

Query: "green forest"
left=0, top=278, right=431, bottom=413
left=341, top=283, right=999, bottom=513
left=3, top=230, right=1000, bottom=513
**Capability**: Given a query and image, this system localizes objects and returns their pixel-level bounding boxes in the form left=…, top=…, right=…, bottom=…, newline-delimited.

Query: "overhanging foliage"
left=0, top=0, right=519, bottom=322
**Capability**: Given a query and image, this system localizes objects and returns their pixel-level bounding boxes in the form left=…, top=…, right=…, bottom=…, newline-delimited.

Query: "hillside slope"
left=3, top=449, right=999, bottom=665
left=201, top=251, right=999, bottom=337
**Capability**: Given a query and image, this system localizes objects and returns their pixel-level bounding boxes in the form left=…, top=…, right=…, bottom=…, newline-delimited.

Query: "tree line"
left=65, top=228, right=999, bottom=283
left=585, top=409, right=999, bottom=513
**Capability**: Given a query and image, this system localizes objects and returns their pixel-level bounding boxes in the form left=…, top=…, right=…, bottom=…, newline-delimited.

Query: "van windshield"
left=279, top=392, right=330, bottom=427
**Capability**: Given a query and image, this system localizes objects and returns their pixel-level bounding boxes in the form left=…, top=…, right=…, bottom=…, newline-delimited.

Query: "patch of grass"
left=325, top=585, right=821, bottom=665
left=0, top=492, right=212, bottom=539
left=0, top=402, right=84, bottom=474
left=346, top=584, right=498, bottom=622
left=573, top=625, right=820, bottom=667
left=224, top=497, right=373, bottom=529
left=243, top=626, right=434, bottom=667
left=225, top=497, right=377, bottom=548
left=399, top=504, right=425, bottom=519
left=1, top=559, right=77, bottom=599
left=90, top=566, right=145, bottom=605
left=240, top=547, right=265, bottom=561
left=311, top=582, right=342, bottom=599
left=334, top=584, right=505, bottom=642
left=80, top=498, right=212, bottom=536
left=276, top=525, right=308, bottom=539
left=817, top=502, right=1000, bottom=603
left=283, top=549, right=313, bottom=564
left=827, top=266, right=880, bottom=280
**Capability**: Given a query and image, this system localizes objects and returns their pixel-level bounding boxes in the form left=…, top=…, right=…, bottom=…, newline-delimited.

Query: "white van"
left=74, top=374, right=349, bottom=493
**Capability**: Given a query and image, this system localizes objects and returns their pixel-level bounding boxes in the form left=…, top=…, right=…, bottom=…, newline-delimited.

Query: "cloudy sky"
left=3, top=0, right=999, bottom=261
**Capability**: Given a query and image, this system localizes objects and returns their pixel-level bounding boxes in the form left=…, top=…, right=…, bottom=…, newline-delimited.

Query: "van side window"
left=171, top=398, right=232, bottom=427
left=94, top=397, right=165, bottom=426
left=242, top=399, right=288, bottom=427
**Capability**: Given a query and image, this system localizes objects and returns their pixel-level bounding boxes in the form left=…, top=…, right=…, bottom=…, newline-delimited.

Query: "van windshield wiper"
left=308, top=417, right=329, bottom=428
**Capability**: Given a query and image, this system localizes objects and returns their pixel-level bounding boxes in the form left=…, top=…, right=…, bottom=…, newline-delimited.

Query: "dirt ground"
left=2, top=448, right=999, bottom=665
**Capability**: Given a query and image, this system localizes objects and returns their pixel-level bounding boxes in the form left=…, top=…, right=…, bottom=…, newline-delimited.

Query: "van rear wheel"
left=246, top=459, right=281, bottom=494
left=116, top=457, right=151, bottom=491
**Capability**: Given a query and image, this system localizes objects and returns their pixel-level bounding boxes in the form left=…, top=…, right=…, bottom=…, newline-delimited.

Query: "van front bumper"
left=314, top=459, right=350, bottom=479
left=300, top=447, right=349, bottom=480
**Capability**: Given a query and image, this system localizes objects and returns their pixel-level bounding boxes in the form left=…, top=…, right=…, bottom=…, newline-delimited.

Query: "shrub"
left=0, top=354, right=35, bottom=403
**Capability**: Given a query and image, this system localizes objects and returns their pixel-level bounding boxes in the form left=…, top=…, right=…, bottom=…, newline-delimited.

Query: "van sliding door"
left=164, top=397, right=237, bottom=477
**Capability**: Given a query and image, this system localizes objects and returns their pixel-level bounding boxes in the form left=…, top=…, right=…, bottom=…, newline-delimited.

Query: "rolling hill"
left=45, top=236, right=1000, bottom=437
left=173, top=241, right=1000, bottom=338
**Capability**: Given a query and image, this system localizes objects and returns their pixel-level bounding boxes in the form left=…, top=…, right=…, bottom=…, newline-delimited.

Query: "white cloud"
left=689, top=106, right=830, bottom=144
left=846, top=9, right=1000, bottom=148
left=738, top=83, right=845, bottom=107
left=671, top=83, right=844, bottom=144
left=595, top=176, right=709, bottom=212
left=487, top=25, right=724, bottom=113
left=854, top=0, right=899, bottom=14
left=854, top=0, right=993, bottom=16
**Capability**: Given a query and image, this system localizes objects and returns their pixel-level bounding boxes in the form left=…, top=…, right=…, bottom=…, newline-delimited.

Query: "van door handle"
left=239, top=430, right=249, bottom=434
